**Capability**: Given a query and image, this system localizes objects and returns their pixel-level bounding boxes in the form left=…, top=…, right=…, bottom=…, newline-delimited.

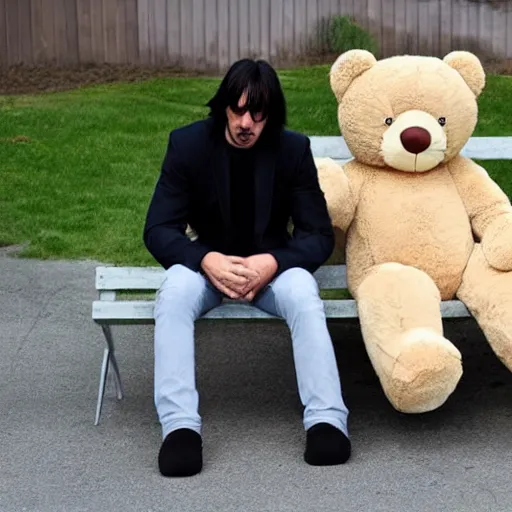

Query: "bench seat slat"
left=96, top=266, right=166, bottom=291
left=92, top=298, right=470, bottom=324
left=96, top=265, right=347, bottom=291
left=309, top=135, right=512, bottom=160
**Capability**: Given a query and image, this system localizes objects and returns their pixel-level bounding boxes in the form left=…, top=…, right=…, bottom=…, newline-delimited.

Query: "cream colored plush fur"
left=316, top=50, right=512, bottom=413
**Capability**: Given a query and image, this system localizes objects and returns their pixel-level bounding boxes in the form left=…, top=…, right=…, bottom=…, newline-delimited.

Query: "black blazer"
left=143, top=117, right=334, bottom=276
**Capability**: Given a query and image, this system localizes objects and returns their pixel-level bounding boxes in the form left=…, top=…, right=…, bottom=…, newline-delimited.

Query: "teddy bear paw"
left=386, top=328, right=462, bottom=414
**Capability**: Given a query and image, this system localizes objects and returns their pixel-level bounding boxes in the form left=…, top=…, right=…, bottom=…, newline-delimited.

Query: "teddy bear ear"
left=329, top=49, right=377, bottom=102
left=443, top=51, right=485, bottom=97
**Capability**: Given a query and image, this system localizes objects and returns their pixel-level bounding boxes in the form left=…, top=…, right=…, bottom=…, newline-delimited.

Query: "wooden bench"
left=91, top=135, right=512, bottom=425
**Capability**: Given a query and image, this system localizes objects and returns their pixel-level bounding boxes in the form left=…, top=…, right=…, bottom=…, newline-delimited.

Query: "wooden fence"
left=1, top=0, right=511, bottom=70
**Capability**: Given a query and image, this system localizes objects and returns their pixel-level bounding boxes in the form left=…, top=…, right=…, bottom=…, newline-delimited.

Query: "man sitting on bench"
left=143, top=58, right=351, bottom=477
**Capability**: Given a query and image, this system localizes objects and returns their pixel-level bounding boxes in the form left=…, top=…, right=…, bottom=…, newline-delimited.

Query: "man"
left=143, top=58, right=350, bottom=477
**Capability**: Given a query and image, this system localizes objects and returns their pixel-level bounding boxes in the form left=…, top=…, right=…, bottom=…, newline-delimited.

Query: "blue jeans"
left=154, top=264, right=349, bottom=439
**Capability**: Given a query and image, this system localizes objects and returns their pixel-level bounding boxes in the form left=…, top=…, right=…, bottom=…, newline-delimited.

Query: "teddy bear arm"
left=315, top=157, right=357, bottom=232
left=333, top=170, right=357, bottom=232
left=450, top=158, right=512, bottom=271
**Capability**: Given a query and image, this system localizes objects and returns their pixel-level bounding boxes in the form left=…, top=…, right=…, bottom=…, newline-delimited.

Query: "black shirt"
left=227, top=142, right=257, bottom=256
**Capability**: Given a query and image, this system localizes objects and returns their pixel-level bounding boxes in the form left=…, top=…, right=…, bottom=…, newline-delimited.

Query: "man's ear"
left=329, top=49, right=377, bottom=103
left=443, top=51, right=485, bottom=97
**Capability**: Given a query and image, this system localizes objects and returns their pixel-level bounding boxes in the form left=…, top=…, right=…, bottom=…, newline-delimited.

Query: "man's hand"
left=200, top=252, right=259, bottom=299
left=238, top=253, right=278, bottom=301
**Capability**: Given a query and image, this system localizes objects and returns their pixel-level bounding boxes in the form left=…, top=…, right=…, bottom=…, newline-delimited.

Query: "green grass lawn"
left=1, top=66, right=512, bottom=267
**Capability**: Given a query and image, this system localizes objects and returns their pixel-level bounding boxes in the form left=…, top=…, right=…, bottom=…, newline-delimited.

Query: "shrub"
left=327, top=15, right=379, bottom=57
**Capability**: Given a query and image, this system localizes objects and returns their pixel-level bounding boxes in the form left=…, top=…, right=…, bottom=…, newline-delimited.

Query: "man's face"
left=225, top=91, right=267, bottom=148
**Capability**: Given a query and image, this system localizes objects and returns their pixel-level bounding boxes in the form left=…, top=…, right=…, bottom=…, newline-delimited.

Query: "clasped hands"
left=200, top=251, right=278, bottom=301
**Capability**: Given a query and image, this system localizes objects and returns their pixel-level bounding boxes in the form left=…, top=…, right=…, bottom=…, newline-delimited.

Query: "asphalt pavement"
left=1, top=249, right=511, bottom=512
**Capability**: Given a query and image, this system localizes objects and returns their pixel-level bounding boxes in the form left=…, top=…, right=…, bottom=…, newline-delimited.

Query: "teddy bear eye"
left=385, top=117, right=393, bottom=126
left=438, top=117, right=446, bottom=126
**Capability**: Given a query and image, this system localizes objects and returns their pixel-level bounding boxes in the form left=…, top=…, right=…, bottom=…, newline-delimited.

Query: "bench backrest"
left=95, top=265, right=347, bottom=297
left=309, top=136, right=512, bottom=164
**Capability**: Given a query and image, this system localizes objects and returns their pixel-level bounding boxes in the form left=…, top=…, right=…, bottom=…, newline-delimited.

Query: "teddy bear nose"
left=400, top=127, right=432, bottom=154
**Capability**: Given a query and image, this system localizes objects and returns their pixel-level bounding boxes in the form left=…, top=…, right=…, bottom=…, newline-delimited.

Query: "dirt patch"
left=483, top=58, right=512, bottom=76
left=0, top=63, right=213, bottom=95
left=1, top=57, right=511, bottom=96
left=0, top=135, right=32, bottom=143
left=0, top=242, right=29, bottom=256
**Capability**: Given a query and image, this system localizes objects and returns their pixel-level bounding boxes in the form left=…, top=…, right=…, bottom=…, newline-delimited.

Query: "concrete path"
left=1, top=252, right=511, bottom=512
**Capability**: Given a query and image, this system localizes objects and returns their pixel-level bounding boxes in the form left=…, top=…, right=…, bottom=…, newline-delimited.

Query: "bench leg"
left=102, top=325, right=124, bottom=401
left=95, top=348, right=110, bottom=426
left=94, top=325, right=124, bottom=426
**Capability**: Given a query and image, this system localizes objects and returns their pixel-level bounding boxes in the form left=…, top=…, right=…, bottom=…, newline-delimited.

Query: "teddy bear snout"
left=400, top=127, right=432, bottom=154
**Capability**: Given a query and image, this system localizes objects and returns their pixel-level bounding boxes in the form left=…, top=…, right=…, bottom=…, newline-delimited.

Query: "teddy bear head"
left=329, top=50, right=485, bottom=172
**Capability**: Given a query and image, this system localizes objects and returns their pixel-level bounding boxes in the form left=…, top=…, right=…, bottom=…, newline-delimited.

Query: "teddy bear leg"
left=355, top=263, right=463, bottom=413
left=457, top=243, right=512, bottom=372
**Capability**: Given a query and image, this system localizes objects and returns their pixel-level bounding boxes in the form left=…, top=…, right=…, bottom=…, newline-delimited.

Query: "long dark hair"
left=206, top=58, right=287, bottom=144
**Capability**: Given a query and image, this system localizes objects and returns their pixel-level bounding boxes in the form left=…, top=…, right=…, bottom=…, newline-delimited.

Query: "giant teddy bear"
left=316, top=49, right=512, bottom=414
